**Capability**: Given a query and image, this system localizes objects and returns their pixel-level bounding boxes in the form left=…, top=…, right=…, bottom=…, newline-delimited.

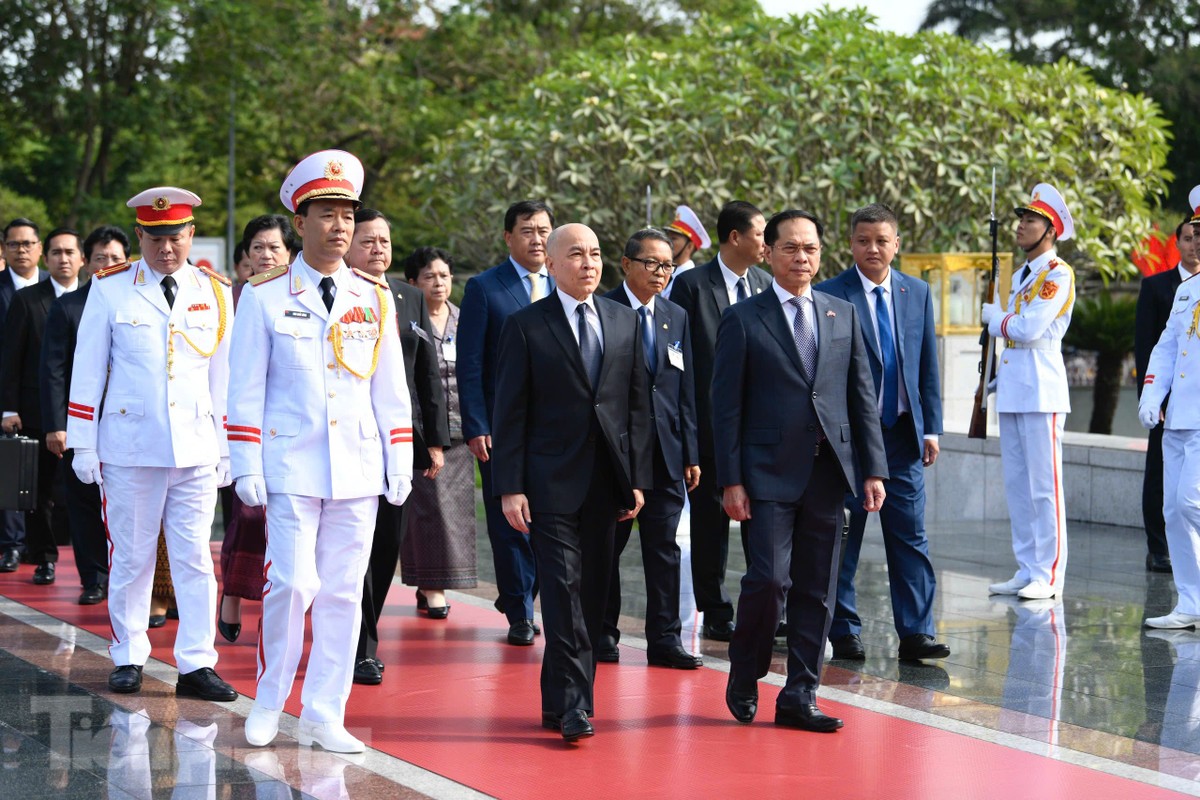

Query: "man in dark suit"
left=39, top=225, right=129, bottom=602
left=599, top=229, right=702, bottom=669
left=346, top=208, right=450, bottom=685
left=1135, top=216, right=1199, bottom=574
left=713, top=209, right=887, bottom=732
left=0, top=217, right=48, bottom=572
left=492, top=223, right=651, bottom=741
left=1, top=227, right=85, bottom=584
left=458, top=200, right=555, bottom=646
left=815, top=203, right=949, bottom=662
left=668, top=201, right=772, bottom=641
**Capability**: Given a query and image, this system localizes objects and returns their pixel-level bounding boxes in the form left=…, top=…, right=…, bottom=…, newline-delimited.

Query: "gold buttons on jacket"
left=269, top=428, right=277, bottom=437
left=330, top=420, right=338, bottom=427
left=328, top=391, right=336, bottom=398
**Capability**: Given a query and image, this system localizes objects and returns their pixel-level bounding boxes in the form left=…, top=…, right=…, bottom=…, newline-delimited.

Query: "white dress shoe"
left=988, top=576, right=1029, bottom=595
left=1017, top=580, right=1059, bottom=600
left=245, top=704, right=282, bottom=747
left=1144, top=610, right=1200, bottom=629
left=297, top=719, right=365, bottom=753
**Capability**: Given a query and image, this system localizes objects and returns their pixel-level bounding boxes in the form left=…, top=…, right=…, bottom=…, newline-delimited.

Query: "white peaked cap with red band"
left=127, top=187, right=202, bottom=235
left=664, top=205, right=711, bottom=250
left=1014, top=183, right=1074, bottom=242
left=1188, top=184, right=1200, bottom=224
left=279, top=149, right=365, bottom=213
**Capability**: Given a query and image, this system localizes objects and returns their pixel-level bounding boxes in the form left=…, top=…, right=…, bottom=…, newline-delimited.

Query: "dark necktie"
left=319, top=276, right=335, bottom=312
left=577, top=304, right=602, bottom=390
left=1018, top=264, right=1030, bottom=285
left=161, top=275, right=176, bottom=309
left=638, top=306, right=657, bottom=374
left=736, top=276, right=749, bottom=303
left=874, top=285, right=899, bottom=427
left=789, top=296, right=816, bottom=383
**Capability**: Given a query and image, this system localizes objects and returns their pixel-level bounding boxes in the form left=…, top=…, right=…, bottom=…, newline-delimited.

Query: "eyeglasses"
left=5, top=240, right=39, bottom=250
left=772, top=243, right=821, bottom=258
left=629, top=257, right=674, bottom=274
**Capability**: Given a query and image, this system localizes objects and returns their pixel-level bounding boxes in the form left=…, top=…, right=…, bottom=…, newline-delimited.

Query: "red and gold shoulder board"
left=248, top=264, right=289, bottom=286
left=93, top=261, right=133, bottom=280
left=351, top=268, right=387, bottom=288
left=198, top=264, right=232, bottom=286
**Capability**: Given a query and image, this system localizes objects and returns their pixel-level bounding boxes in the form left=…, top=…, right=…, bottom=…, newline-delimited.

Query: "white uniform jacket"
left=66, top=260, right=232, bottom=468
left=226, top=255, right=413, bottom=499
left=1142, top=275, right=1200, bottom=431
left=989, top=251, right=1075, bottom=414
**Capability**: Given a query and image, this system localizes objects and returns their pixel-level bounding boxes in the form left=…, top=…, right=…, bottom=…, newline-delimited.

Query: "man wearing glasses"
left=598, top=229, right=702, bottom=669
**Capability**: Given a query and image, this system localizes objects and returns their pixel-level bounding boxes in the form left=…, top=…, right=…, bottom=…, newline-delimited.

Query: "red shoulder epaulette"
left=198, top=264, right=232, bottom=286
left=93, top=261, right=133, bottom=280
left=247, top=264, right=288, bottom=286
left=351, top=268, right=388, bottom=288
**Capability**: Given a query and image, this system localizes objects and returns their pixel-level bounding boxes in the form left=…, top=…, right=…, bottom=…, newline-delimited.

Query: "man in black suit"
left=713, top=209, right=887, bottom=732
left=667, top=201, right=772, bottom=641
left=1, top=227, right=85, bottom=584
left=0, top=217, right=48, bottom=572
left=492, top=223, right=651, bottom=741
left=599, top=229, right=702, bottom=670
left=39, top=225, right=130, bottom=602
left=346, top=208, right=450, bottom=686
left=1135, top=216, right=1199, bottom=574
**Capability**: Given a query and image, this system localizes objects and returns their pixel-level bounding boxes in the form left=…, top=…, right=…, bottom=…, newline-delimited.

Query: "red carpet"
left=1, top=549, right=1187, bottom=800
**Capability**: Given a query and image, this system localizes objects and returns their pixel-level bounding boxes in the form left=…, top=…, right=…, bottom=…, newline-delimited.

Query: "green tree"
left=1063, top=291, right=1139, bottom=435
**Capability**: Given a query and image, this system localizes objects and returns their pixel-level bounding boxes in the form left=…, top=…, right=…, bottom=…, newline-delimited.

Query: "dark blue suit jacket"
left=712, top=288, right=887, bottom=501
left=0, top=268, right=48, bottom=351
left=603, top=285, right=699, bottom=484
left=40, top=281, right=90, bottom=433
left=457, top=258, right=554, bottom=441
left=816, top=267, right=942, bottom=455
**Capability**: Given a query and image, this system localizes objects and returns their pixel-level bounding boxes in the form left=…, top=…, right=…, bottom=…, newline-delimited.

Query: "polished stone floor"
left=1, top=504, right=1198, bottom=797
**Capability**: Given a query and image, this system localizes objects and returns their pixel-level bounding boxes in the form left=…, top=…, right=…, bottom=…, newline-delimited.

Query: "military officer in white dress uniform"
left=228, top=150, right=413, bottom=753
left=67, top=187, right=238, bottom=701
left=661, top=204, right=710, bottom=300
left=1140, top=205, right=1200, bottom=629
left=983, top=183, right=1076, bottom=601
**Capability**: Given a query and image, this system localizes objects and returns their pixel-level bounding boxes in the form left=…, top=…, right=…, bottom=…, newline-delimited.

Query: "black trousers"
left=18, top=429, right=66, bottom=565
left=687, top=453, right=739, bottom=626
left=530, top=447, right=619, bottom=717
left=1142, top=423, right=1169, bottom=558
left=63, top=449, right=108, bottom=588
left=356, top=497, right=409, bottom=662
left=728, top=446, right=845, bottom=709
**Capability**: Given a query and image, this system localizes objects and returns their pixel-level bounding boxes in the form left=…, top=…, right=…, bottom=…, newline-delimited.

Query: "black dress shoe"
left=218, top=594, right=241, bottom=642
left=109, top=665, right=143, bottom=694
left=595, top=635, right=620, bottom=663
left=702, top=620, right=735, bottom=641
left=32, top=563, right=55, bottom=585
left=775, top=703, right=843, bottom=732
left=831, top=634, right=866, bottom=660
left=426, top=603, right=451, bottom=620
left=898, top=633, right=951, bottom=661
left=725, top=673, right=757, bottom=723
left=353, top=658, right=383, bottom=685
left=0, top=548, right=19, bottom=572
left=166, top=607, right=179, bottom=620
left=647, top=646, right=702, bottom=669
left=508, top=620, right=536, bottom=646
left=560, top=709, right=594, bottom=741
left=78, top=584, right=106, bottom=605
left=1147, top=553, right=1173, bottom=574
left=372, top=658, right=385, bottom=673
left=148, top=614, right=167, bottom=629
left=176, top=667, right=237, bottom=701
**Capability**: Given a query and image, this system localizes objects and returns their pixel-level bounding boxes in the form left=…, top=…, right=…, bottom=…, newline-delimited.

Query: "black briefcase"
left=0, top=434, right=38, bottom=511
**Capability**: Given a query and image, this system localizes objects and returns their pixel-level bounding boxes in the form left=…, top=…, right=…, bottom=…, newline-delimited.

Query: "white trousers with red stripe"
left=100, top=464, right=219, bottom=673
left=999, top=412, right=1068, bottom=588
left=255, top=493, right=377, bottom=723
left=1163, top=429, right=1200, bottom=615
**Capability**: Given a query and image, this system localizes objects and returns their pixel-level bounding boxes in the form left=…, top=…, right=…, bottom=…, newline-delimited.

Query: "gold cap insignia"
left=325, top=160, right=345, bottom=181
left=152, top=196, right=171, bottom=210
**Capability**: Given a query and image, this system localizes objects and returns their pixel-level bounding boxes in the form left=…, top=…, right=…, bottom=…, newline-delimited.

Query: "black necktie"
left=577, top=304, right=602, bottom=390
left=639, top=306, right=657, bottom=374
left=160, top=276, right=176, bottom=309
left=319, top=276, right=335, bottom=312
left=1018, top=265, right=1030, bottom=285
left=736, top=276, right=749, bottom=302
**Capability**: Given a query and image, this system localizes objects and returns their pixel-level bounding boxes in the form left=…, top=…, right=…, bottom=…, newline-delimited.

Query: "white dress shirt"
left=556, top=289, right=604, bottom=352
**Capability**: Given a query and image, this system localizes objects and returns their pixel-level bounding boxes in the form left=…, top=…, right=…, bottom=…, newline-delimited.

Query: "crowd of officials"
left=2, top=148, right=1199, bottom=747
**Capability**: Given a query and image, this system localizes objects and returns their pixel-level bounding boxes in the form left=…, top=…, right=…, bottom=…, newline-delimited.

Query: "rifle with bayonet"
left=968, top=169, right=1001, bottom=439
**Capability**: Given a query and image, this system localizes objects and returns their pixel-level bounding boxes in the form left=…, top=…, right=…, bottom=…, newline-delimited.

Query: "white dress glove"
left=73, top=448, right=102, bottom=485
left=235, top=475, right=268, bottom=507
left=386, top=475, right=412, bottom=507
left=1139, top=403, right=1161, bottom=430
left=981, top=302, right=1001, bottom=326
left=215, top=457, right=232, bottom=488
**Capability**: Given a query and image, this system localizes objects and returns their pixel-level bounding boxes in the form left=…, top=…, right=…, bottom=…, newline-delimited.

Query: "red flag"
left=1132, top=226, right=1179, bottom=277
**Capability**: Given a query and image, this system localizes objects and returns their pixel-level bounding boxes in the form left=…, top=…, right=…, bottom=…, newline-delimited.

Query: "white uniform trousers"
left=100, top=464, right=219, bottom=672
left=1163, top=429, right=1200, bottom=615
left=999, top=412, right=1068, bottom=589
left=256, top=493, right=377, bottom=723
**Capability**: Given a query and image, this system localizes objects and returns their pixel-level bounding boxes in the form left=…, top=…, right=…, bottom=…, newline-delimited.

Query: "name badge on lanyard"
left=443, top=334, right=457, bottom=363
left=667, top=341, right=684, bottom=371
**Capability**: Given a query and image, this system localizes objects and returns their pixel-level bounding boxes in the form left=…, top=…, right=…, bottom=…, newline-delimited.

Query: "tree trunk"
left=1089, top=349, right=1125, bottom=434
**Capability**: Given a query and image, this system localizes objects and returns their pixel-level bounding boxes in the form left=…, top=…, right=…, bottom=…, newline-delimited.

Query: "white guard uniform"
left=1140, top=276, right=1200, bottom=616
left=227, top=254, right=413, bottom=723
left=990, top=250, right=1075, bottom=592
left=67, top=259, right=232, bottom=672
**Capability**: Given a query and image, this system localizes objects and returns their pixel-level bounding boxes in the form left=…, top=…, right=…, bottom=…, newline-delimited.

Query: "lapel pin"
left=826, top=310, right=836, bottom=317
left=900, top=287, right=907, bottom=293
left=662, top=323, right=668, bottom=329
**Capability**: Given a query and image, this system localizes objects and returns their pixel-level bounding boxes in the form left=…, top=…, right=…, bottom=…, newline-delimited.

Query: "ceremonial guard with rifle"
left=982, top=183, right=1076, bottom=601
